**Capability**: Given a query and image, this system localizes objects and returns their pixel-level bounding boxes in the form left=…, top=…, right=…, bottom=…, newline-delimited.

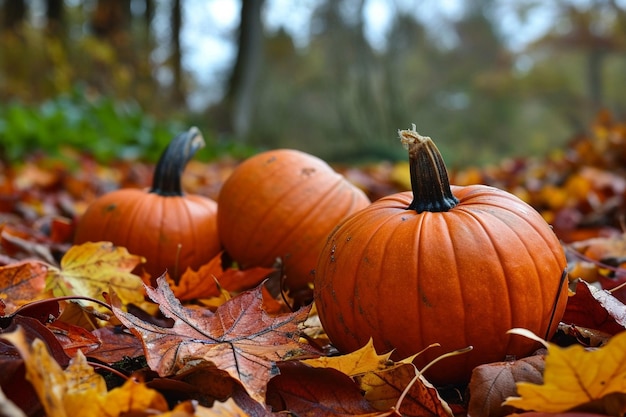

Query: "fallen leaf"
left=47, top=320, right=101, bottom=357
left=1, top=326, right=170, bottom=417
left=504, top=329, right=626, bottom=415
left=467, top=353, right=545, bottom=417
left=0, top=261, right=50, bottom=316
left=87, top=326, right=144, bottom=364
left=561, top=279, right=626, bottom=335
left=302, top=338, right=394, bottom=376
left=356, top=362, right=453, bottom=417
left=109, top=276, right=318, bottom=404
left=266, top=361, right=381, bottom=416
left=169, top=251, right=276, bottom=301
left=195, top=398, right=254, bottom=417
left=45, top=241, right=145, bottom=308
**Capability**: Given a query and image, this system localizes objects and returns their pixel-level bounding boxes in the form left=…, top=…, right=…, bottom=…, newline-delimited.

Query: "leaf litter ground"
left=2, top=112, right=626, bottom=416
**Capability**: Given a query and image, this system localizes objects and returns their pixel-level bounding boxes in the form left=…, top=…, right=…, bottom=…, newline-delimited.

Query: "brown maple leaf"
left=109, top=276, right=317, bottom=404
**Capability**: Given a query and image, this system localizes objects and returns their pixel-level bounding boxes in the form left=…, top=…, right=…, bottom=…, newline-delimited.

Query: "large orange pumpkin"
left=74, top=127, right=220, bottom=281
left=217, top=149, right=370, bottom=297
left=314, top=127, right=568, bottom=385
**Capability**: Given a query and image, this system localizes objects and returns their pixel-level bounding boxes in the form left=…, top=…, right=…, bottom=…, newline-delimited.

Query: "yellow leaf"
left=390, top=161, right=411, bottom=190
left=504, top=329, right=626, bottom=415
left=1, top=327, right=169, bottom=417
left=302, top=338, right=394, bottom=376
left=46, top=241, right=145, bottom=308
left=2, top=328, right=68, bottom=417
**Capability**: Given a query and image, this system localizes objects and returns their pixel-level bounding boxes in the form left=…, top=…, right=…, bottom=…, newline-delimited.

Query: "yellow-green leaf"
left=46, top=241, right=145, bottom=307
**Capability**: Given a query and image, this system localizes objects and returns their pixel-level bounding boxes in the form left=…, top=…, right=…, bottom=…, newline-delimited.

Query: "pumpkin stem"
left=399, top=125, right=459, bottom=213
left=150, top=127, right=205, bottom=196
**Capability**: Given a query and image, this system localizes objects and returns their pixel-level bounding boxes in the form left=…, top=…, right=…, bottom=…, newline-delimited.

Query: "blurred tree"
left=220, top=0, right=265, bottom=138
left=45, top=0, right=64, bottom=33
left=171, top=0, right=184, bottom=104
left=1, top=0, right=27, bottom=31
left=91, top=0, right=130, bottom=37
left=532, top=1, right=626, bottom=112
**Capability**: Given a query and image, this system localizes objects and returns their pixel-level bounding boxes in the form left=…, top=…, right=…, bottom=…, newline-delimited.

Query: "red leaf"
left=109, top=276, right=317, bottom=403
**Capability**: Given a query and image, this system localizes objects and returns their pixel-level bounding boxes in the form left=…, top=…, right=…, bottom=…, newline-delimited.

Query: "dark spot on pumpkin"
left=301, top=167, right=316, bottom=176
left=401, top=216, right=408, bottom=221
left=266, top=156, right=277, bottom=164
left=105, top=203, right=117, bottom=212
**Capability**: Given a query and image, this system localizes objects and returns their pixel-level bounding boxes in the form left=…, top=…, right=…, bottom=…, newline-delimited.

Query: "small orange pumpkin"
left=314, top=127, right=568, bottom=385
left=217, top=149, right=370, bottom=296
left=74, top=127, right=220, bottom=281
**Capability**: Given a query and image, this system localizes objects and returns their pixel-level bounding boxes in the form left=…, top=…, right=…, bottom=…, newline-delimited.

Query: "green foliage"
left=0, top=88, right=259, bottom=164
left=0, top=88, right=184, bottom=163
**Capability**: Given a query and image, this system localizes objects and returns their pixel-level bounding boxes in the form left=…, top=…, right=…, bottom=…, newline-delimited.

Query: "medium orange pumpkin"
left=74, top=127, right=220, bottom=281
left=314, top=127, right=568, bottom=385
left=217, top=149, right=370, bottom=296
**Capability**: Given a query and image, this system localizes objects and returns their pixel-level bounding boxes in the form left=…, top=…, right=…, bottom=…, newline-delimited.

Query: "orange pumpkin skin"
left=217, top=149, right=370, bottom=292
left=74, top=128, right=221, bottom=280
left=74, top=190, right=219, bottom=278
left=314, top=131, right=568, bottom=386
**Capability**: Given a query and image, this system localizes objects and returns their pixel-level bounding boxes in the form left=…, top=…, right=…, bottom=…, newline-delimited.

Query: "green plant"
left=0, top=87, right=184, bottom=163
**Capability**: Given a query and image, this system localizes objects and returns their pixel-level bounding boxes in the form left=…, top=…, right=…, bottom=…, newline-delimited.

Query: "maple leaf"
left=504, top=328, right=626, bottom=416
left=109, top=276, right=318, bottom=404
left=45, top=241, right=145, bottom=308
left=168, top=251, right=276, bottom=301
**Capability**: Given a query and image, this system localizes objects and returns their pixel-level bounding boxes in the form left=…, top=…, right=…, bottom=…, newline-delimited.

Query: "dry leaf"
left=1, top=326, right=170, bottom=417
left=169, top=251, right=276, bottom=301
left=45, top=241, right=145, bottom=307
left=302, top=338, right=394, bottom=376
left=87, top=326, right=144, bottom=364
left=356, top=362, right=453, bottom=417
left=467, top=353, right=545, bottom=417
left=504, top=329, right=626, bottom=415
left=266, top=361, right=380, bottom=416
left=0, top=261, right=50, bottom=315
left=561, top=278, right=626, bottom=335
left=110, top=276, right=318, bottom=404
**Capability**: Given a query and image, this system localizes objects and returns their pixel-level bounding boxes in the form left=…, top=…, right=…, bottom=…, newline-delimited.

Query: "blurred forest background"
left=1, top=0, right=625, bottom=167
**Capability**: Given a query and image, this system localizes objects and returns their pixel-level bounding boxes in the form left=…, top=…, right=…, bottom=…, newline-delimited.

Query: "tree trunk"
left=46, top=0, right=64, bottom=34
left=91, top=0, right=131, bottom=37
left=171, top=0, right=185, bottom=104
left=224, top=0, right=265, bottom=138
left=2, top=0, right=27, bottom=31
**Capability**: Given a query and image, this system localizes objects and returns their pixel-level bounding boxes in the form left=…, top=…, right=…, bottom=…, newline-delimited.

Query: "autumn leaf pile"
left=2, top=111, right=626, bottom=416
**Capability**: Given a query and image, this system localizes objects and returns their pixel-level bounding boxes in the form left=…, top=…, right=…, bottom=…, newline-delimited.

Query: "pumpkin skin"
left=217, top=149, right=370, bottom=295
left=74, top=128, right=221, bottom=281
left=314, top=128, right=568, bottom=385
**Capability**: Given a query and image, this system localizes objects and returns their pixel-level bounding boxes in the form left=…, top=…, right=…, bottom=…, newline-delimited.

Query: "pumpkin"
left=314, top=127, right=568, bottom=385
left=74, top=127, right=220, bottom=281
left=217, top=149, right=370, bottom=296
